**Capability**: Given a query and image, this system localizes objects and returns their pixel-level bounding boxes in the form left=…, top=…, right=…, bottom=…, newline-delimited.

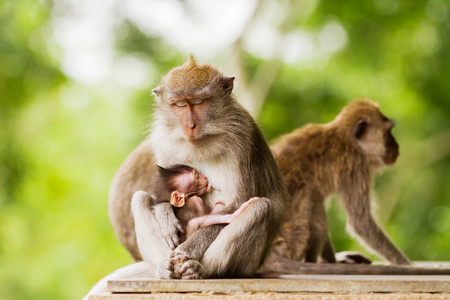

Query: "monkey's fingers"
left=175, top=220, right=185, bottom=234
left=167, top=220, right=185, bottom=249
left=166, top=233, right=180, bottom=250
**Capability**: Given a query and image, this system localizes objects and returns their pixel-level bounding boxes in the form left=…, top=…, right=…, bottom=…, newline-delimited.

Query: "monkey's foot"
left=336, top=251, right=372, bottom=264
left=157, top=259, right=181, bottom=279
left=177, top=260, right=205, bottom=279
left=171, top=252, right=188, bottom=271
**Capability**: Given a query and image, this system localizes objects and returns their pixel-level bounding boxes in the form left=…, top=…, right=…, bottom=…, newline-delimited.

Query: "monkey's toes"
left=171, top=252, right=189, bottom=274
left=179, top=260, right=204, bottom=279
left=157, top=259, right=180, bottom=279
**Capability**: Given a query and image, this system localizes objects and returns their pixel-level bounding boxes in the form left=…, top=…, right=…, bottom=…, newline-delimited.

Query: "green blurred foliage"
left=0, top=0, right=449, bottom=299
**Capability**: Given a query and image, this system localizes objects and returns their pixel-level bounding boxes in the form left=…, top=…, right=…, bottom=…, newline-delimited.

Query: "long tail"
left=264, top=255, right=450, bottom=275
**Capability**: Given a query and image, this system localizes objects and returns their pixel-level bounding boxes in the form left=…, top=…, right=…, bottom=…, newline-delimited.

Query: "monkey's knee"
left=131, top=191, right=152, bottom=213
left=131, top=191, right=155, bottom=228
left=201, top=198, right=273, bottom=278
left=239, top=197, right=271, bottom=220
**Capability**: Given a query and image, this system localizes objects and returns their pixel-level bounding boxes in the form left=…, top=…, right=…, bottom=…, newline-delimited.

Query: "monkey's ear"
left=170, top=191, right=186, bottom=207
left=220, top=76, right=235, bottom=94
left=152, top=86, right=163, bottom=102
left=355, top=119, right=368, bottom=140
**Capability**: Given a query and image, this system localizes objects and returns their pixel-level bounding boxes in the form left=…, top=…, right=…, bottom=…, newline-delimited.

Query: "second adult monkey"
left=269, top=99, right=410, bottom=267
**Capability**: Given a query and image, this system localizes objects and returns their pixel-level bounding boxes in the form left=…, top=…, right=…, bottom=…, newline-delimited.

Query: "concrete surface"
left=87, top=264, right=450, bottom=299
left=107, top=275, right=450, bottom=294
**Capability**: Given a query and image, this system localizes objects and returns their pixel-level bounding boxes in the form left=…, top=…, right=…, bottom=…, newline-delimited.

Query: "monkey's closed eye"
left=174, top=101, right=187, bottom=107
left=192, top=99, right=204, bottom=105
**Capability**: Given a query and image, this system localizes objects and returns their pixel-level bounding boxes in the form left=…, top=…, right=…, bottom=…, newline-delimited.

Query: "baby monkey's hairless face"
left=172, top=168, right=211, bottom=199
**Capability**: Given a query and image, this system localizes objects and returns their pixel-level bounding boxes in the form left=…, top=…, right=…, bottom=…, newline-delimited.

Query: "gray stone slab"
left=108, top=274, right=450, bottom=294
left=90, top=292, right=450, bottom=300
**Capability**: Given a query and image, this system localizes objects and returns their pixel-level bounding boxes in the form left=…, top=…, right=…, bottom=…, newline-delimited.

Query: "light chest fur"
left=150, top=127, right=239, bottom=209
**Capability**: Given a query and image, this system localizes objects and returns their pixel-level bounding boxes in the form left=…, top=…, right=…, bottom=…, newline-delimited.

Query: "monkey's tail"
left=264, top=255, right=450, bottom=275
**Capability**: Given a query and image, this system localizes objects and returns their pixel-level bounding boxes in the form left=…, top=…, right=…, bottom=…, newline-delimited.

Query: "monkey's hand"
left=210, top=201, right=226, bottom=214
left=336, top=251, right=372, bottom=264
left=153, top=202, right=185, bottom=250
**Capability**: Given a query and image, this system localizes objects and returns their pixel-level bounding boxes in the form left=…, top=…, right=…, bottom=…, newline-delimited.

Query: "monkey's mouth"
left=185, top=182, right=211, bottom=200
left=187, top=135, right=203, bottom=143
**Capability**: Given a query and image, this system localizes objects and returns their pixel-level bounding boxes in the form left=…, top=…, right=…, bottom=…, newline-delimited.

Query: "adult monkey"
left=108, top=56, right=288, bottom=278
left=264, top=99, right=450, bottom=275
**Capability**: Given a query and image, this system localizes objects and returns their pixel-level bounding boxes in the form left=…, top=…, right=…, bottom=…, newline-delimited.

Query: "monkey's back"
left=271, top=123, right=345, bottom=197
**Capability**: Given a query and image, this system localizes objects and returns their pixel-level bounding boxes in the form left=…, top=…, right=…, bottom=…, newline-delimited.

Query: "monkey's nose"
left=188, top=121, right=196, bottom=129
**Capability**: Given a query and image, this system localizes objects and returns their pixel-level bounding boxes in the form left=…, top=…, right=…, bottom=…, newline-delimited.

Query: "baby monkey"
left=153, top=164, right=256, bottom=241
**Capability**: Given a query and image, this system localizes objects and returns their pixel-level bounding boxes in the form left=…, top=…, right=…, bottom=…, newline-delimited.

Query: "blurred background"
left=1, top=0, right=450, bottom=299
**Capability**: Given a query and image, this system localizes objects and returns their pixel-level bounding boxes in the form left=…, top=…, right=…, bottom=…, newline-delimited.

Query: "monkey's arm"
left=185, top=215, right=227, bottom=238
left=185, top=197, right=258, bottom=238
left=341, top=185, right=411, bottom=265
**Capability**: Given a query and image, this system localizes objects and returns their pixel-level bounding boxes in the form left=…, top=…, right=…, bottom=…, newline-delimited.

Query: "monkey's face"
left=189, top=169, right=211, bottom=196
left=170, top=97, right=209, bottom=141
left=174, top=169, right=211, bottom=197
left=356, top=112, right=399, bottom=168
left=152, top=56, right=235, bottom=144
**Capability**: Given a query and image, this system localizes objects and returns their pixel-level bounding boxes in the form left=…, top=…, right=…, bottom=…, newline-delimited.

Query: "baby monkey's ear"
left=170, top=191, right=186, bottom=207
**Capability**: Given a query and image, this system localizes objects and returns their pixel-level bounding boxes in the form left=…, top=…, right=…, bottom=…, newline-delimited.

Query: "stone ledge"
left=88, top=263, right=450, bottom=299
left=107, top=275, right=450, bottom=294
left=89, top=292, right=450, bottom=300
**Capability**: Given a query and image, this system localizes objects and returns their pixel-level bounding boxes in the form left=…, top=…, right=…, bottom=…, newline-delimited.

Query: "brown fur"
left=108, top=139, right=154, bottom=261
left=166, top=55, right=213, bottom=90
left=270, top=99, right=409, bottom=266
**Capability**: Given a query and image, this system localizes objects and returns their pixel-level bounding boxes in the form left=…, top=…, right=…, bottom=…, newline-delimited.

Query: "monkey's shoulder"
left=272, top=124, right=326, bottom=153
